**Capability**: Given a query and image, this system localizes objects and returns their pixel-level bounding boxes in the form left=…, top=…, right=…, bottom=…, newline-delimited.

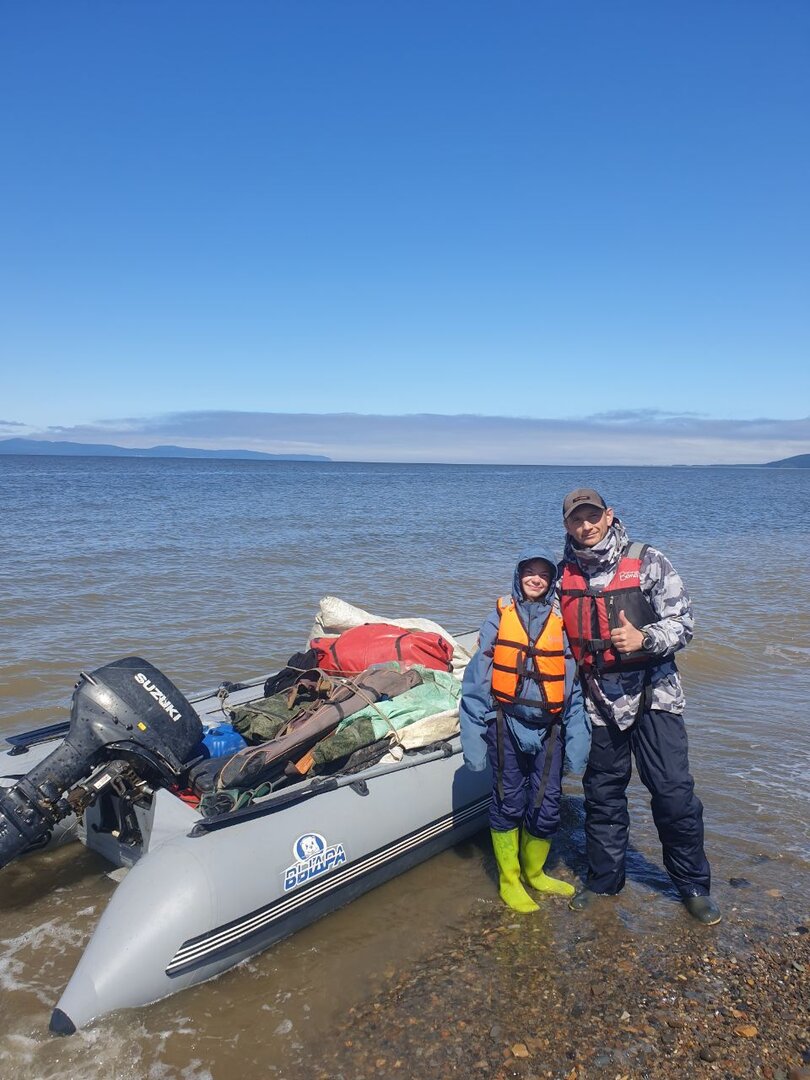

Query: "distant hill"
left=762, top=453, right=810, bottom=468
left=700, top=453, right=810, bottom=469
left=0, top=438, right=330, bottom=462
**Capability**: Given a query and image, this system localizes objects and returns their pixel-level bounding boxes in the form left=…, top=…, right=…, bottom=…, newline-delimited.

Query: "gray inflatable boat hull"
left=51, top=745, right=489, bottom=1033
left=1, top=655, right=490, bottom=1034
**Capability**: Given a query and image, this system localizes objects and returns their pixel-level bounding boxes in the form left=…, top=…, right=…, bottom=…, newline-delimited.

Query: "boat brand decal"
left=134, top=673, right=182, bottom=722
left=283, top=832, right=346, bottom=892
left=165, top=795, right=490, bottom=978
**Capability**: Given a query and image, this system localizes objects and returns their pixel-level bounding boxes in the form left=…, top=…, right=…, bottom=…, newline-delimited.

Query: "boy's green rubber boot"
left=490, top=829, right=538, bottom=912
left=519, top=832, right=576, bottom=898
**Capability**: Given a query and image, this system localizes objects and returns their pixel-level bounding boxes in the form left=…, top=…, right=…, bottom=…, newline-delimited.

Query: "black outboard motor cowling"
left=0, top=657, right=203, bottom=871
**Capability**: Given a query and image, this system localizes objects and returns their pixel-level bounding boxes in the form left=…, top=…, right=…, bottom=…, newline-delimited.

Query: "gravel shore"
left=309, top=892, right=809, bottom=1080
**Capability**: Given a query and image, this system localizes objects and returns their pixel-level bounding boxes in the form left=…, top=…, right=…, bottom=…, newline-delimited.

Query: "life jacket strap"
left=579, top=666, right=654, bottom=720
left=626, top=541, right=648, bottom=560
left=565, top=634, right=612, bottom=650
left=495, top=707, right=505, bottom=801
left=533, top=720, right=561, bottom=809
left=494, top=636, right=531, bottom=650
left=493, top=637, right=565, bottom=659
left=492, top=688, right=564, bottom=711
left=586, top=636, right=612, bottom=652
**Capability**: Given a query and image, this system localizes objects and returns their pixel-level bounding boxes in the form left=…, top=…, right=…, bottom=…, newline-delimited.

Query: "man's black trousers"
left=583, top=709, right=711, bottom=898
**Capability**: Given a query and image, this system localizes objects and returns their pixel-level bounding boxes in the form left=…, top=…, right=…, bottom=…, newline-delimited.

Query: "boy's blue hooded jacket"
left=459, top=546, right=590, bottom=773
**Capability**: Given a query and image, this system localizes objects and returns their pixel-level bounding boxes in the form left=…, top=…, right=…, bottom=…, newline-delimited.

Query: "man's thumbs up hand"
left=610, top=609, right=645, bottom=655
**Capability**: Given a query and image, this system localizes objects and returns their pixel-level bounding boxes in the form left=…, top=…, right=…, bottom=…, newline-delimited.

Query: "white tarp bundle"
left=377, top=708, right=461, bottom=764
left=308, top=595, right=474, bottom=677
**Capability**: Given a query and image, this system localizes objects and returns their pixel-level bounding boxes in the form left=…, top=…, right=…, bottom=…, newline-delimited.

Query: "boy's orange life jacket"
left=491, top=598, right=566, bottom=714
left=559, top=541, right=657, bottom=672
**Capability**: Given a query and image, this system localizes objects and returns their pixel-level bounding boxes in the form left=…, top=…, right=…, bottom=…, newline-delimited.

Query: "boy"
left=460, top=547, right=586, bottom=912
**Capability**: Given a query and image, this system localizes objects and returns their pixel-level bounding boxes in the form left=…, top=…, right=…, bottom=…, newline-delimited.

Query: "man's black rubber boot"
left=568, top=888, right=600, bottom=912
left=683, top=894, right=722, bottom=925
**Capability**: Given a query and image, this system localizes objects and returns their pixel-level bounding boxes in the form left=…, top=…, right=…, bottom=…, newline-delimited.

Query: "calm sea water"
left=1, top=457, right=808, bottom=1079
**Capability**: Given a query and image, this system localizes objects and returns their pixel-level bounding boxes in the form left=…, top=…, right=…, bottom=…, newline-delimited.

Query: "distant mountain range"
left=0, top=438, right=330, bottom=462
left=760, top=453, right=810, bottom=468
left=716, top=453, right=810, bottom=468
left=0, top=438, right=808, bottom=467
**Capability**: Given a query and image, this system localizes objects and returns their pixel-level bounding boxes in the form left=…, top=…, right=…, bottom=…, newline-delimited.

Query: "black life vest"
left=559, top=541, right=658, bottom=673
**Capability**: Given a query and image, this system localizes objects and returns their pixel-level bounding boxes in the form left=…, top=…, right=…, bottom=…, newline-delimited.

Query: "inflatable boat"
left=0, top=611, right=489, bottom=1035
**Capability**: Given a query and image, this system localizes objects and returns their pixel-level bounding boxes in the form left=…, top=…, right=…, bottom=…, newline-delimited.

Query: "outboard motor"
left=0, top=657, right=203, bottom=871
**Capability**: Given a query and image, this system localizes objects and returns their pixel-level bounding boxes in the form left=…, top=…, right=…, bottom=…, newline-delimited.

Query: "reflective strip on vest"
left=491, top=599, right=566, bottom=713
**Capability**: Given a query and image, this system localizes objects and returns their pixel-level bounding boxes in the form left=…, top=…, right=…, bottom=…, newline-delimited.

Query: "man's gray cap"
left=562, top=488, right=607, bottom=519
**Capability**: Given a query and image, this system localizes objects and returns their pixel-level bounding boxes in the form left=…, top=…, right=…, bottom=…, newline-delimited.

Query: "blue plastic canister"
left=201, top=723, right=247, bottom=758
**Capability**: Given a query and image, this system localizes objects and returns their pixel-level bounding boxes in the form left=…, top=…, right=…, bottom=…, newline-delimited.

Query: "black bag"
left=263, top=649, right=321, bottom=697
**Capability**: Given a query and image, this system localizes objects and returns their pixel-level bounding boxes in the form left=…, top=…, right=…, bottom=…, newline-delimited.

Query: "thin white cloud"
left=37, top=410, right=810, bottom=465
left=585, top=408, right=707, bottom=422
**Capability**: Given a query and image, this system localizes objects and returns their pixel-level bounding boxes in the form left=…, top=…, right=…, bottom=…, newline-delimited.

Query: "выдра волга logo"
left=284, top=832, right=347, bottom=892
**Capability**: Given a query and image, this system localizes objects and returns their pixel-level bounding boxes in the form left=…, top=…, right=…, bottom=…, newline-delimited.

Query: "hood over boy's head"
left=513, top=548, right=557, bottom=603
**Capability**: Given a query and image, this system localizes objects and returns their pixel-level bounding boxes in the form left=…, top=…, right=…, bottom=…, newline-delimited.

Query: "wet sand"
left=309, top=892, right=809, bottom=1080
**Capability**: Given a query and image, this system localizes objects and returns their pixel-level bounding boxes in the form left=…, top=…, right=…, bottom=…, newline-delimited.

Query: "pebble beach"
left=310, top=894, right=809, bottom=1080
left=307, top=797, right=809, bottom=1080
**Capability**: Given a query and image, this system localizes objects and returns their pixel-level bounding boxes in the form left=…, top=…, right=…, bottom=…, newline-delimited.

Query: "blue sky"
left=1, top=1, right=808, bottom=464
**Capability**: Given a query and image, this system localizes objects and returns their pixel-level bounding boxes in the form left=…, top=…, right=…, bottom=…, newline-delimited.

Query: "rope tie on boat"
left=215, top=683, right=233, bottom=719
left=334, top=673, right=408, bottom=749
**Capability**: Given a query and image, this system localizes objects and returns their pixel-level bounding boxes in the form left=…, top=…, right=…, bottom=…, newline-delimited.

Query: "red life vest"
left=559, top=541, right=658, bottom=673
left=491, top=598, right=566, bottom=714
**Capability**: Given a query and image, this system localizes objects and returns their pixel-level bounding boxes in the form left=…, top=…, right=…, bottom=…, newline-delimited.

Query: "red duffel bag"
left=310, top=623, right=453, bottom=673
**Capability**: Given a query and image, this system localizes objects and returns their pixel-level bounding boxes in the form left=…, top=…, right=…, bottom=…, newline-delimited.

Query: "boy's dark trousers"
left=485, top=717, right=564, bottom=837
left=583, top=709, right=711, bottom=897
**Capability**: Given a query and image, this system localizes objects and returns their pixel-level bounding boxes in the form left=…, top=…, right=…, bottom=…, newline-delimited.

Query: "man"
left=460, top=547, right=587, bottom=913
left=557, top=488, right=720, bottom=924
